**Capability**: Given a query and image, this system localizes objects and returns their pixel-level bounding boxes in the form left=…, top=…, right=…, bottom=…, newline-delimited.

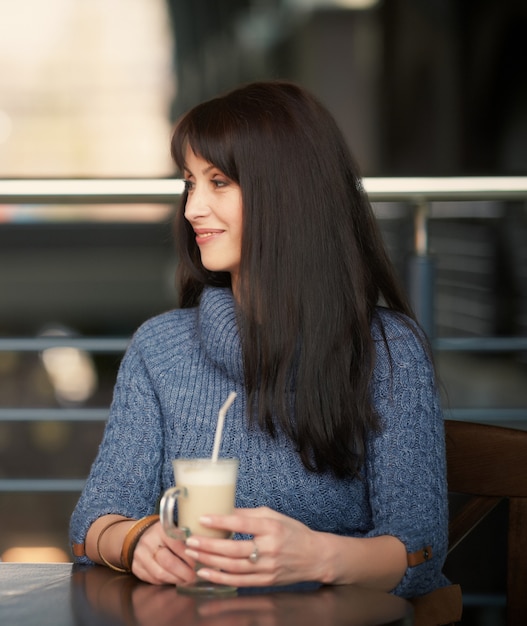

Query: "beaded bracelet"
left=96, top=518, right=130, bottom=573
left=120, top=514, right=160, bottom=572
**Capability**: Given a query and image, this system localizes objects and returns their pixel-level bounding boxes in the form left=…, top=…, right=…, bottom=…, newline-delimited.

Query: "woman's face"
left=183, top=145, right=243, bottom=290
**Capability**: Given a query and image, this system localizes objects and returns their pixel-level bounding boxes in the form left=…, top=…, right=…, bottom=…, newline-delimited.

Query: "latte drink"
left=159, top=457, right=240, bottom=594
left=173, top=458, right=238, bottom=538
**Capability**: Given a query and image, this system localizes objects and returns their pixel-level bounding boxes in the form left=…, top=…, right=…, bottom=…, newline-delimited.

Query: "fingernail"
left=199, top=516, right=212, bottom=525
left=196, top=568, right=211, bottom=579
left=186, top=537, right=200, bottom=547
left=185, top=549, right=199, bottom=559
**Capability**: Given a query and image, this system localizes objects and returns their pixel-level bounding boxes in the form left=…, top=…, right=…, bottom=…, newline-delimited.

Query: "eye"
left=211, top=177, right=228, bottom=188
left=183, top=179, right=194, bottom=192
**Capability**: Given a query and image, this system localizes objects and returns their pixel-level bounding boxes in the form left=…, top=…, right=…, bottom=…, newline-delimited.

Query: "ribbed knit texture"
left=70, top=286, right=449, bottom=598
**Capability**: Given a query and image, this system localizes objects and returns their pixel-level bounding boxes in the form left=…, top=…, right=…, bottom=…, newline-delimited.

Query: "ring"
left=248, top=540, right=259, bottom=564
left=153, top=545, right=165, bottom=561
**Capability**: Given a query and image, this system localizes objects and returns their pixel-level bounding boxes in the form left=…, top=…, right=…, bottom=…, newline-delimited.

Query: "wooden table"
left=0, top=562, right=413, bottom=625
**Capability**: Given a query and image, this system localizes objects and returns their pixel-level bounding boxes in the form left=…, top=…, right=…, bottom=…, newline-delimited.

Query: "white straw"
left=211, top=391, right=237, bottom=462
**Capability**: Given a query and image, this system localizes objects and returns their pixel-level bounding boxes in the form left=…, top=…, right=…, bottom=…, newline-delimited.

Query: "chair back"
left=445, top=419, right=527, bottom=626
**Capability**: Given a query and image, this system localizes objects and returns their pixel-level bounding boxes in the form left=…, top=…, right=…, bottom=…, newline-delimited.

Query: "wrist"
left=312, top=531, right=339, bottom=585
left=96, top=518, right=133, bottom=572
left=120, top=514, right=160, bottom=571
left=88, top=514, right=160, bottom=573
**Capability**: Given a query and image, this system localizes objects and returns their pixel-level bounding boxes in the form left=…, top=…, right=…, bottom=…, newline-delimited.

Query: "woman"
left=70, top=81, right=450, bottom=598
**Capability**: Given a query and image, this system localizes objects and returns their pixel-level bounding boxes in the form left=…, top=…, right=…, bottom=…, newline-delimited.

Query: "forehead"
left=184, top=145, right=213, bottom=172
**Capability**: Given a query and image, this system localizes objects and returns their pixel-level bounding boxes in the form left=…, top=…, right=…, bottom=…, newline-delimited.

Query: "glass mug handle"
left=159, top=486, right=189, bottom=540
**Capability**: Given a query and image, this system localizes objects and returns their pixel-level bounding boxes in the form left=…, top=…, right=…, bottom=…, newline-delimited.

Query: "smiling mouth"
left=194, top=228, right=224, bottom=236
left=194, top=230, right=224, bottom=244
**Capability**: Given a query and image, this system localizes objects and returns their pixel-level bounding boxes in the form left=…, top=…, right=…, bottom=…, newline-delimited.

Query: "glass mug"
left=160, top=457, right=239, bottom=595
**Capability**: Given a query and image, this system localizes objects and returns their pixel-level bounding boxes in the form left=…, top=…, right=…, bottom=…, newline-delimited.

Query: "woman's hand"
left=182, top=507, right=332, bottom=587
left=131, top=521, right=197, bottom=585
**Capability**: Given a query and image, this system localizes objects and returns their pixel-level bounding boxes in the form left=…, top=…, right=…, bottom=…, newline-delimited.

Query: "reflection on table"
left=0, top=562, right=413, bottom=626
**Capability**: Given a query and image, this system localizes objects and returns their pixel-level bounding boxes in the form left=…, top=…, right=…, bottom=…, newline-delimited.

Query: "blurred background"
left=0, top=0, right=526, bottom=623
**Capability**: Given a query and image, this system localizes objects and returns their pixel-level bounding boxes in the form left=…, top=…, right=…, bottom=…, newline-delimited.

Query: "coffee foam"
left=173, top=459, right=238, bottom=486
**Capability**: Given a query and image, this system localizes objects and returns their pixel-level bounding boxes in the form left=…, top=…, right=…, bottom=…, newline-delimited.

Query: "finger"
left=134, top=553, right=195, bottom=586
left=155, top=545, right=197, bottom=582
left=185, top=549, right=267, bottom=576
left=235, top=506, right=277, bottom=518
left=185, top=536, right=270, bottom=576
left=132, top=552, right=180, bottom=585
left=197, top=512, right=277, bottom=537
left=133, top=539, right=196, bottom=585
left=142, top=522, right=186, bottom=554
left=138, top=523, right=196, bottom=569
left=185, top=534, right=264, bottom=562
left=195, top=565, right=273, bottom=588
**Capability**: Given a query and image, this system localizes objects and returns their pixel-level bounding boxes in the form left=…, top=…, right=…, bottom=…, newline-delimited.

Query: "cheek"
left=235, top=219, right=243, bottom=249
left=236, top=201, right=244, bottom=237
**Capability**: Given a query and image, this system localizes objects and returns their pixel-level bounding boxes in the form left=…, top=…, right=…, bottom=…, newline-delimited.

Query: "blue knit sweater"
left=70, top=287, right=449, bottom=597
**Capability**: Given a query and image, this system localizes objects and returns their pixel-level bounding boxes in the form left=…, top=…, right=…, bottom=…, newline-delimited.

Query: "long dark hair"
left=171, top=81, right=415, bottom=478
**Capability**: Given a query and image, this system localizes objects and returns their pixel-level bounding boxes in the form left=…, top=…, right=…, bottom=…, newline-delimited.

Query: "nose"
left=184, top=186, right=211, bottom=222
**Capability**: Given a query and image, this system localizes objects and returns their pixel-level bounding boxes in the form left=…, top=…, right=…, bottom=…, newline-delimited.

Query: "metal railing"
left=1, top=176, right=527, bottom=492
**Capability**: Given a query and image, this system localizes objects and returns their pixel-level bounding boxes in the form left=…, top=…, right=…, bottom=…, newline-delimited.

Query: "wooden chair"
left=445, top=419, right=527, bottom=626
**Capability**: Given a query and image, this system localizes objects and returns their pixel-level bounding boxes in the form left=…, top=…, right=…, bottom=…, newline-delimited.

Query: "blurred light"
left=331, top=0, right=380, bottom=7
left=41, top=346, right=97, bottom=404
left=0, top=0, right=174, bottom=178
left=0, top=110, right=13, bottom=144
left=2, top=546, right=70, bottom=562
left=40, top=328, right=98, bottom=405
left=287, top=0, right=380, bottom=10
left=0, top=178, right=181, bottom=223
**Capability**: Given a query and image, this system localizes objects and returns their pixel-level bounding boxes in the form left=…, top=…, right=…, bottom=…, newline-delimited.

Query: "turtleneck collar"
left=197, top=287, right=244, bottom=384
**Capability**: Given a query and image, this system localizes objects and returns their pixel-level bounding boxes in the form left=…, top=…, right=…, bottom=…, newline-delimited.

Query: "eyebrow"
left=183, top=163, right=216, bottom=177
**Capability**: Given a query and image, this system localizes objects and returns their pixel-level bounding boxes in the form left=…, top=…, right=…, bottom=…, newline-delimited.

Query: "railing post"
left=406, top=199, right=436, bottom=340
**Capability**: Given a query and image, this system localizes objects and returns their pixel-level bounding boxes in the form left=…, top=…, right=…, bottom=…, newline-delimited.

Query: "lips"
left=194, top=228, right=224, bottom=245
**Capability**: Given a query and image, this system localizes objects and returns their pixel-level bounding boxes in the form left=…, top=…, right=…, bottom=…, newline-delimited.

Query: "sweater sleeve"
left=364, top=314, right=449, bottom=598
left=69, top=339, right=164, bottom=564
